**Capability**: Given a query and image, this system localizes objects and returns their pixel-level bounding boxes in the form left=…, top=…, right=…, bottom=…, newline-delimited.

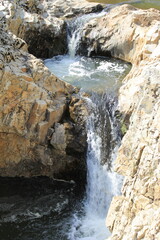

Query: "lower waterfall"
left=67, top=93, right=123, bottom=240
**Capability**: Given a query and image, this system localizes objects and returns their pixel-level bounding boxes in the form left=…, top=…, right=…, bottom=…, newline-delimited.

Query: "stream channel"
left=0, top=9, right=131, bottom=240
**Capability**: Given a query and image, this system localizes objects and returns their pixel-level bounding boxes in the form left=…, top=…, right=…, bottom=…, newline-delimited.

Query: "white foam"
left=68, top=95, right=123, bottom=240
left=44, top=55, right=130, bottom=93
left=97, top=61, right=125, bottom=73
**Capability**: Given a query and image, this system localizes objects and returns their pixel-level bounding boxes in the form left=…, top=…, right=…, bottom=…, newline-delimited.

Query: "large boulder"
left=6, top=0, right=104, bottom=18
left=80, top=4, right=160, bottom=63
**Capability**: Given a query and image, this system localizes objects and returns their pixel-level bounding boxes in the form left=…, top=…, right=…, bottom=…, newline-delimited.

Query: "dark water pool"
left=0, top=177, right=83, bottom=240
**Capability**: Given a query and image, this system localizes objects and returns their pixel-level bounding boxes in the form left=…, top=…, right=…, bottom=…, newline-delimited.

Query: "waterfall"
left=68, top=94, right=123, bottom=240
left=86, top=94, right=122, bottom=215
left=44, top=11, right=129, bottom=240
left=67, top=12, right=105, bottom=57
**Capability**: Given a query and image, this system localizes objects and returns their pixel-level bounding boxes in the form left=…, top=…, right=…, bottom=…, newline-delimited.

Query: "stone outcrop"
left=8, top=0, right=104, bottom=18
left=80, top=4, right=160, bottom=62
left=79, top=4, right=160, bottom=240
left=0, top=1, right=89, bottom=182
left=9, top=12, right=67, bottom=59
left=39, top=0, right=104, bottom=19
left=1, top=0, right=104, bottom=58
left=2, top=1, right=67, bottom=58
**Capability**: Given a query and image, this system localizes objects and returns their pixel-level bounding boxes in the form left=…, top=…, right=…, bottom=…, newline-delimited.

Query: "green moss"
left=115, top=110, right=130, bottom=137
left=120, top=121, right=128, bottom=136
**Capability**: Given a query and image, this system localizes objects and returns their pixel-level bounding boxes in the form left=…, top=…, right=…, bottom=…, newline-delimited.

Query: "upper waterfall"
left=67, top=12, right=106, bottom=57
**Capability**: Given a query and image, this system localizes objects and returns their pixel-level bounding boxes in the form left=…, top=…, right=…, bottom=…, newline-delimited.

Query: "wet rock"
left=69, top=95, right=89, bottom=125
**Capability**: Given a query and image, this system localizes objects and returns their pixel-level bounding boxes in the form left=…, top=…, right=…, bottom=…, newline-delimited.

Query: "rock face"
left=0, top=1, right=89, bottom=182
left=3, top=1, right=67, bottom=58
left=80, top=4, right=160, bottom=62
left=79, top=4, right=160, bottom=240
left=2, top=0, right=104, bottom=58
left=40, top=0, right=104, bottom=19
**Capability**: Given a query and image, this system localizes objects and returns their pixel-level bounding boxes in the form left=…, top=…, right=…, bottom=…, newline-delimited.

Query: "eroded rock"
left=40, top=0, right=105, bottom=19
left=2, top=0, right=105, bottom=58
left=3, top=1, right=67, bottom=58
left=0, top=6, right=88, bottom=182
left=80, top=4, right=160, bottom=64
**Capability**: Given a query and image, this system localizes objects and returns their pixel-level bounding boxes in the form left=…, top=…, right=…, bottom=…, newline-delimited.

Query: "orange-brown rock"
left=0, top=5, right=88, bottom=182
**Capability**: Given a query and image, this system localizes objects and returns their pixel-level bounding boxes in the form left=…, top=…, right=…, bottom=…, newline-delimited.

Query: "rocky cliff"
left=0, top=0, right=101, bottom=181
left=79, top=4, right=160, bottom=240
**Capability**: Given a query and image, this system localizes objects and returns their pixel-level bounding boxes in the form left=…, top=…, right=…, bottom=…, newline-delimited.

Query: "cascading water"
left=0, top=11, right=130, bottom=240
left=86, top=94, right=123, bottom=216
left=44, top=12, right=130, bottom=240
left=67, top=93, right=123, bottom=240
left=67, top=14, right=91, bottom=58
left=67, top=12, right=106, bottom=57
left=65, top=13, right=126, bottom=240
